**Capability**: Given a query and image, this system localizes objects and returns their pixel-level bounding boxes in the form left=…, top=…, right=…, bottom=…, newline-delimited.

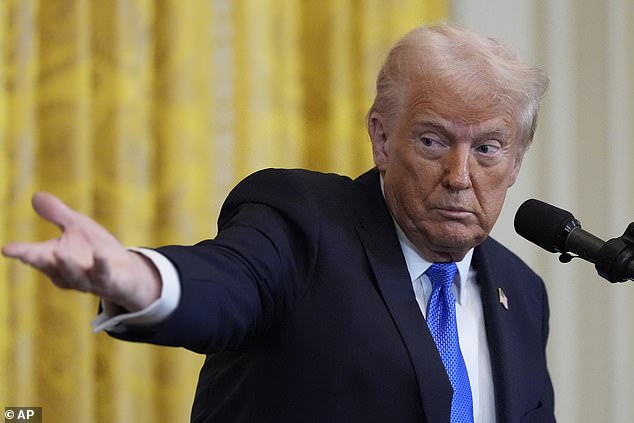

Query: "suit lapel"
left=473, top=241, right=514, bottom=422
left=352, top=169, right=452, bottom=422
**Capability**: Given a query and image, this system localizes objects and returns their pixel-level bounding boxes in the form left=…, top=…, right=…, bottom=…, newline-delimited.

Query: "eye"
left=475, top=143, right=501, bottom=155
left=421, top=137, right=436, bottom=147
left=419, top=135, right=443, bottom=148
left=417, top=134, right=448, bottom=158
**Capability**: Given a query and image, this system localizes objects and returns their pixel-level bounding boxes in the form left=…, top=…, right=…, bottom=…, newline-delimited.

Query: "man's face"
left=370, top=89, right=524, bottom=262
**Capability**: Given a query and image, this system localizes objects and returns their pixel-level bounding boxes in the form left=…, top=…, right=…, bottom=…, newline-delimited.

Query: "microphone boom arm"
left=595, top=222, right=634, bottom=283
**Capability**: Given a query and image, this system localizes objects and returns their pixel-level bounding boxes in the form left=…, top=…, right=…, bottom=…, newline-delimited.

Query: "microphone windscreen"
left=514, top=199, right=576, bottom=253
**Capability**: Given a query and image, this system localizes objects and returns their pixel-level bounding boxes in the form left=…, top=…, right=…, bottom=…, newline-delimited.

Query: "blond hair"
left=368, top=23, right=549, bottom=154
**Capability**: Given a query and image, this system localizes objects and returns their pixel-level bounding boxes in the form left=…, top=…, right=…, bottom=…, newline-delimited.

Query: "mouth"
left=434, top=206, right=474, bottom=220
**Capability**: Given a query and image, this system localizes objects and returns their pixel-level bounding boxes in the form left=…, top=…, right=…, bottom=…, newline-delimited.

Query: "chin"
left=431, top=229, right=486, bottom=253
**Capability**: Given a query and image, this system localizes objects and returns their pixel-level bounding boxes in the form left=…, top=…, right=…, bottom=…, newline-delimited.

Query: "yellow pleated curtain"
left=0, top=1, right=447, bottom=421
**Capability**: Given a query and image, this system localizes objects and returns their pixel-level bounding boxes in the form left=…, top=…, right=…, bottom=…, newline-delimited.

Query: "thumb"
left=31, top=192, right=78, bottom=230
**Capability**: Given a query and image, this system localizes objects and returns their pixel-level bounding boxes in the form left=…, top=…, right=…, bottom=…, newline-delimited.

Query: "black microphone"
left=514, top=199, right=634, bottom=283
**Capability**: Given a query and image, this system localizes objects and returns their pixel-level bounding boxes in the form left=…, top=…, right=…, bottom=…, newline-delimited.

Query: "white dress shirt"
left=395, top=224, right=496, bottom=423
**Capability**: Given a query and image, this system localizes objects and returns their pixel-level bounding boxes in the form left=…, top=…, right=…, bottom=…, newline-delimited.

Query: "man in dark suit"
left=3, top=24, right=554, bottom=422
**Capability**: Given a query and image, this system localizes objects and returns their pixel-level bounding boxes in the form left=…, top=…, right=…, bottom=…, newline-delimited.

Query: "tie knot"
left=425, top=262, right=458, bottom=289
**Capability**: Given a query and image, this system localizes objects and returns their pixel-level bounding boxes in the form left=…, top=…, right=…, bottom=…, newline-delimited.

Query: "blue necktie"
left=425, top=262, right=474, bottom=423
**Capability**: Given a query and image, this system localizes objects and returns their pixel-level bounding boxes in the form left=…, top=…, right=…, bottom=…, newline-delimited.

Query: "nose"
left=442, top=146, right=472, bottom=191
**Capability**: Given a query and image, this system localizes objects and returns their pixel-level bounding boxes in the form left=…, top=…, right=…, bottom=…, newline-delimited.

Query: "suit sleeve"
left=109, top=169, right=324, bottom=354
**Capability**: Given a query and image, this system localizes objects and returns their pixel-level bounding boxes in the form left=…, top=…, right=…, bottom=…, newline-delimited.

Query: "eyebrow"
left=415, top=118, right=512, bottom=141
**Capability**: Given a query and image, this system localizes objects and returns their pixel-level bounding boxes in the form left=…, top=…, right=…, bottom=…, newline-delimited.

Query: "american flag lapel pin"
left=498, top=288, right=509, bottom=310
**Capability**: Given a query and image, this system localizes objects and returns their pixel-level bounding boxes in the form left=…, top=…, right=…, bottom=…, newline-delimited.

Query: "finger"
left=31, top=192, right=78, bottom=230
left=2, top=239, right=58, bottom=265
left=2, top=242, right=31, bottom=258
left=31, top=192, right=121, bottom=247
left=2, top=241, right=71, bottom=289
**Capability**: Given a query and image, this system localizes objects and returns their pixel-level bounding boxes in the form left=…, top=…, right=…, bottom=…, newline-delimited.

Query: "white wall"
left=451, top=0, right=634, bottom=421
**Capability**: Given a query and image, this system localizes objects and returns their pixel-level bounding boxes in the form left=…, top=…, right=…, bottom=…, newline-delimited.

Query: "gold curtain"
left=0, top=0, right=447, bottom=421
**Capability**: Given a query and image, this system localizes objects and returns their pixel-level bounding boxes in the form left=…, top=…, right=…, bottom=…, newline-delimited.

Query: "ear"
left=368, top=112, right=390, bottom=172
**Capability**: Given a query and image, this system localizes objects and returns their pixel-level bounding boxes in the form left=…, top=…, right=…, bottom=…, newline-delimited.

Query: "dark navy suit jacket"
left=113, top=168, right=555, bottom=422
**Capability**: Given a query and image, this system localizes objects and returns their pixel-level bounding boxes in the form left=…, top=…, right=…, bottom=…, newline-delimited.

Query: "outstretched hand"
left=2, top=192, right=161, bottom=311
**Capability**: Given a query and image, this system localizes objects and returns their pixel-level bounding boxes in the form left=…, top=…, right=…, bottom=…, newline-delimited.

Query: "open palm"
left=2, top=192, right=160, bottom=311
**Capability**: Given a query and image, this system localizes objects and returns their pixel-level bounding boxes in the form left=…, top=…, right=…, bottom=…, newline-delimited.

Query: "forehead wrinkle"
left=405, top=101, right=515, bottom=143
left=403, top=69, right=521, bottom=116
left=403, top=85, right=519, bottom=145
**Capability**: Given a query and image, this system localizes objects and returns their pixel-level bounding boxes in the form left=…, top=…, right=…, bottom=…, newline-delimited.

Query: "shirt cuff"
left=91, top=247, right=181, bottom=333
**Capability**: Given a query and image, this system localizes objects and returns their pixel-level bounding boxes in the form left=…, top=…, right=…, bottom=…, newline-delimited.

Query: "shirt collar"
left=395, top=220, right=471, bottom=273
